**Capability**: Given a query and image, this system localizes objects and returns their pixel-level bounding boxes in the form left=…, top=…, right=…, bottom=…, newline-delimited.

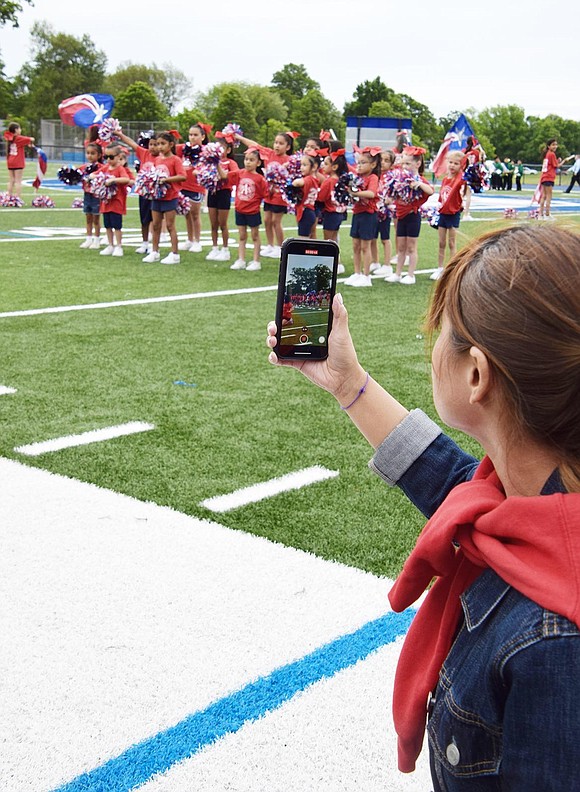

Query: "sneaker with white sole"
left=89, top=238, right=101, bottom=249
left=369, top=262, right=380, bottom=272
left=385, top=273, right=401, bottom=283
left=463, top=214, right=474, bottom=221
left=230, top=259, right=246, bottom=270
left=246, top=261, right=261, bottom=271
left=430, top=267, right=444, bottom=280
left=135, top=241, right=150, bottom=254
left=112, top=246, right=123, bottom=257
left=142, top=251, right=161, bottom=263
left=260, top=244, right=274, bottom=257
left=206, top=246, right=220, bottom=260
left=373, top=264, right=393, bottom=277
left=161, top=252, right=180, bottom=264
left=216, top=248, right=231, bottom=261
left=178, top=240, right=193, bottom=251
left=190, top=241, right=203, bottom=253
left=100, top=245, right=114, bottom=256
left=351, top=274, right=372, bottom=287
left=79, top=238, right=92, bottom=249
left=401, top=274, right=416, bottom=285
left=390, top=255, right=399, bottom=264
left=265, top=245, right=281, bottom=258
left=337, top=263, right=345, bottom=274
left=343, top=273, right=360, bottom=285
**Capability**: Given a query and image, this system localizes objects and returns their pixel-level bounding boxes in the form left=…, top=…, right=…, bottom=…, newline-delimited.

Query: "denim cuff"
left=368, top=409, right=442, bottom=486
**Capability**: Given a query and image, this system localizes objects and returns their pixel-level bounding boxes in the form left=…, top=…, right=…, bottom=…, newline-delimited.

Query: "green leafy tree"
left=344, top=77, right=394, bottom=117
left=13, top=21, right=106, bottom=126
left=289, top=89, right=344, bottom=145
left=212, top=84, right=258, bottom=139
left=170, top=107, right=210, bottom=137
left=0, top=56, right=14, bottom=116
left=104, top=61, right=191, bottom=116
left=0, top=0, right=32, bottom=27
left=474, top=105, right=529, bottom=161
left=114, top=81, right=168, bottom=123
left=245, top=84, right=287, bottom=128
left=271, top=63, right=319, bottom=112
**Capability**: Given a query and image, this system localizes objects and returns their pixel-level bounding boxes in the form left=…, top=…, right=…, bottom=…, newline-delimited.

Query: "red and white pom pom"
left=221, top=123, right=243, bottom=147
left=32, top=195, right=56, bottom=208
left=134, top=168, right=168, bottom=200
left=196, top=142, right=224, bottom=192
left=99, top=117, right=122, bottom=143
left=89, top=171, right=117, bottom=201
left=528, top=208, right=540, bottom=220
left=264, top=161, right=289, bottom=192
left=0, top=192, right=25, bottom=207
left=503, top=207, right=518, bottom=219
left=71, top=197, right=84, bottom=209
left=285, top=152, right=302, bottom=181
left=176, top=193, right=192, bottom=216
left=382, top=168, right=423, bottom=204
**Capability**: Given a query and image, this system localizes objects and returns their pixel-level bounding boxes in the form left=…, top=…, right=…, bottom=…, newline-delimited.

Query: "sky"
left=2, top=0, right=579, bottom=124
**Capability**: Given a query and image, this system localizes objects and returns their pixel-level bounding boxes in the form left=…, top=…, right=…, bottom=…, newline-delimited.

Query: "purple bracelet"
left=340, top=372, right=370, bottom=410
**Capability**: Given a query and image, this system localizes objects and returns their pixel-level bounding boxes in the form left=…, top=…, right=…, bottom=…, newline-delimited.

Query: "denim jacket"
left=370, top=410, right=580, bottom=791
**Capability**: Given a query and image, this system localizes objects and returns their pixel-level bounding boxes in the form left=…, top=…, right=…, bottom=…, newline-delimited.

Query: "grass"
left=2, top=162, right=579, bottom=578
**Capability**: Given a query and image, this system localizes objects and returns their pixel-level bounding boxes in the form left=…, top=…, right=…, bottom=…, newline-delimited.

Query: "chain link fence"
left=39, top=119, right=162, bottom=163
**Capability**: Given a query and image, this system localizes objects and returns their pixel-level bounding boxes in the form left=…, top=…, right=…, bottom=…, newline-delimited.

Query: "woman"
left=267, top=224, right=580, bottom=790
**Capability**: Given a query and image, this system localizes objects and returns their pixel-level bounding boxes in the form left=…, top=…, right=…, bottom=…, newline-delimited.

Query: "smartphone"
left=274, top=237, right=340, bottom=360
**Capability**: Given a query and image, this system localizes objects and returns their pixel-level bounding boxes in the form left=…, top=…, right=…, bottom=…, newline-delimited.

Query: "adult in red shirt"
left=3, top=122, right=35, bottom=199
left=538, top=138, right=572, bottom=220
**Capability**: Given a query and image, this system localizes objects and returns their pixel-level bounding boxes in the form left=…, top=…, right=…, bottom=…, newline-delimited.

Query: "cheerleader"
left=78, top=143, right=104, bottom=249
left=343, top=146, right=381, bottom=288
left=292, top=154, right=320, bottom=238
left=118, top=128, right=159, bottom=254
left=3, top=122, right=35, bottom=199
left=318, top=149, right=348, bottom=273
left=372, top=149, right=397, bottom=277
left=205, top=135, right=238, bottom=261
left=176, top=123, right=210, bottom=253
left=431, top=150, right=465, bottom=281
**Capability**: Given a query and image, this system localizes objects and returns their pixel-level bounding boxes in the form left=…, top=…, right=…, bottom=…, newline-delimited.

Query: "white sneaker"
left=135, top=241, right=150, bottom=254
left=206, top=246, right=220, bottom=260
left=463, top=214, right=474, bottom=221
left=351, top=274, right=372, bottom=287
left=260, top=244, right=274, bottom=256
left=100, top=245, right=114, bottom=256
left=401, top=274, right=416, bottom=285
left=373, top=264, right=393, bottom=277
left=390, top=255, right=399, bottom=264
left=178, top=240, right=193, bottom=251
left=112, top=246, right=123, bottom=257
left=216, top=248, right=231, bottom=261
left=246, top=261, right=262, bottom=271
left=230, top=259, right=246, bottom=270
left=266, top=245, right=281, bottom=258
left=79, top=238, right=91, bottom=249
left=190, top=241, right=202, bottom=253
left=430, top=267, right=444, bottom=280
left=385, top=273, right=401, bottom=283
left=544, top=214, right=555, bottom=221
left=89, top=238, right=101, bottom=249
left=343, top=273, right=360, bottom=285
left=142, top=251, right=161, bottom=263
left=337, top=263, right=345, bottom=274
left=161, top=252, right=180, bottom=264
left=369, top=262, right=380, bottom=272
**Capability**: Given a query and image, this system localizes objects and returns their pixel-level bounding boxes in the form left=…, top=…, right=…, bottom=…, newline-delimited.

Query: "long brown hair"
left=426, top=225, right=580, bottom=491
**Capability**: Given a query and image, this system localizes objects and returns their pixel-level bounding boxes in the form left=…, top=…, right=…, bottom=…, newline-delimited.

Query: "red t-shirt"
left=5, top=133, right=34, bottom=169
left=135, top=145, right=157, bottom=173
left=227, top=169, right=269, bottom=214
left=80, top=162, right=105, bottom=194
left=295, top=174, right=320, bottom=221
left=438, top=174, right=464, bottom=215
left=352, top=173, right=379, bottom=215
left=153, top=153, right=186, bottom=201
left=395, top=175, right=430, bottom=219
left=540, top=150, right=559, bottom=184
left=175, top=143, right=206, bottom=194
left=318, top=175, right=341, bottom=213
left=99, top=165, right=129, bottom=215
left=214, top=157, right=239, bottom=192
left=260, top=148, right=290, bottom=207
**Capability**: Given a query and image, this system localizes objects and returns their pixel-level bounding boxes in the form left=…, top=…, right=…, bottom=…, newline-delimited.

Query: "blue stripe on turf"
left=50, top=609, right=414, bottom=792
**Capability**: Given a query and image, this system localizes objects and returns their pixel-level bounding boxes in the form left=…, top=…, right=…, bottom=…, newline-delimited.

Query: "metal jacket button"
left=446, top=741, right=461, bottom=766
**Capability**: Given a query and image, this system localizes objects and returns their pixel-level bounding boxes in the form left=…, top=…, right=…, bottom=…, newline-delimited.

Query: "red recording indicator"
left=304, top=249, right=318, bottom=254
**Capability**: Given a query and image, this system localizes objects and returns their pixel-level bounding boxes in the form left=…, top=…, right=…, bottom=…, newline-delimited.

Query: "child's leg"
left=151, top=211, right=163, bottom=251
left=447, top=226, right=457, bottom=260
left=85, top=213, right=92, bottom=237
left=544, top=185, right=554, bottom=216
left=323, top=229, right=338, bottom=242
left=264, top=210, right=274, bottom=246
left=7, top=169, right=15, bottom=195
left=141, top=223, right=150, bottom=242
left=91, top=214, right=101, bottom=238
left=370, top=238, right=378, bottom=264
left=352, top=237, right=362, bottom=274
left=272, top=213, right=284, bottom=246
left=381, top=237, right=391, bottom=264
left=106, top=227, right=114, bottom=246
left=114, top=228, right=122, bottom=247
left=438, top=227, right=447, bottom=267
left=464, top=185, right=472, bottom=216
left=185, top=207, right=195, bottom=242
left=250, top=226, right=261, bottom=261
left=406, top=237, right=419, bottom=276
left=12, top=169, right=23, bottom=198
left=396, top=236, right=407, bottom=276
left=191, top=202, right=202, bottom=242
left=218, top=208, right=229, bottom=248
left=208, top=207, right=219, bottom=246
left=238, top=225, right=247, bottom=261
left=361, top=239, right=372, bottom=276
left=165, top=210, right=178, bottom=253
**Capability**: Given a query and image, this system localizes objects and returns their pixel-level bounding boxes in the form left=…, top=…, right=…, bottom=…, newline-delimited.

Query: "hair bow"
left=330, top=148, right=346, bottom=161
left=286, top=131, right=301, bottom=139
left=216, top=131, right=235, bottom=143
left=3, top=130, right=14, bottom=141
left=167, top=129, right=181, bottom=140
left=319, top=130, right=331, bottom=142
left=317, top=147, right=329, bottom=157
left=197, top=122, right=213, bottom=137
left=404, top=145, right=426, bottom=156
left=362, top=146, right=382, bottom=156
left=245, top=146, right=261, bottom=156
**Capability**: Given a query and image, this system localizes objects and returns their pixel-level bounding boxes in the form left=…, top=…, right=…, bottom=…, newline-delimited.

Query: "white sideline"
left=200, top=465, right=339, bottom=513
left=15, top=420, right=154, bottom=456
left=0, top=385, right=17, bottom=395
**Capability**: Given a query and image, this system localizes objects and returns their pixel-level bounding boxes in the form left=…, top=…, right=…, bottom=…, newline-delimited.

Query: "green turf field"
left=2, top=162, right=579, bottom=578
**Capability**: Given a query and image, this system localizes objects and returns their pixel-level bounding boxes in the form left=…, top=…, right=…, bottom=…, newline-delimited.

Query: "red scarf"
left=388, top=456, right=580, bottom=772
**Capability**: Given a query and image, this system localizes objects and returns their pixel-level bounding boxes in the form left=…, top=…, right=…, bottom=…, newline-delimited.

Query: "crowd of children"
left=6, top=119, right=521, bottom=281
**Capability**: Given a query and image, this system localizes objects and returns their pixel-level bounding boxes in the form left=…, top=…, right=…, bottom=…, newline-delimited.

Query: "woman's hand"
left=266, top=293, right=367, bottom=407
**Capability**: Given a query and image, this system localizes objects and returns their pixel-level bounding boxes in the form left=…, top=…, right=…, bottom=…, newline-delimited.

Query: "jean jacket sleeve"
left=368, top=409, right=480, bottom=518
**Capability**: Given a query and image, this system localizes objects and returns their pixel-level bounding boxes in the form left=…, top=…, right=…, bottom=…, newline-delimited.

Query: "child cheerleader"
left=142, top=132, right=186, bottom=264
left=95, top=144, right=131, bottom=257
left=205, top=135, right=238, bottom=262
left=318, top=148, right=348, bottom=274
left=431, top=149, right=465, bottom=281
left=235, top=130, right=296, bottom=258
left=292, top=154, right=320, bottom=238
left=219, top=147, right=269, bottom=271
left=176, top=123, right=209, bottom=253
left=343, top=147, right=381, bottom=288
left=118, top=128, right=159, bottom=254
left=538, top=139, right=572, bottom=219
left=372, top=149, right=397, bottom=277
left=385, top=146, right=434, bottom=285
left=79, top=143, right=104, bottom=249
left=3, top=122, right=35, bottom=199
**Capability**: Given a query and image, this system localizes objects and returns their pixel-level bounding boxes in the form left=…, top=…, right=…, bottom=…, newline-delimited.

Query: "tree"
left=244, top=85, right=287, bottom=128
left=344, top=77, right=394, bottom=117
left=271, top=64, right=319, bottom=111
left=104, top=61, right=191, bottom=116
left=212, top=84, right=258, bottom=139
left=0, top=0, right=32, bottom=27
left=14, top=21, right=106, bottom=125
left=0, top=56, right=14, bottom=116
left=289, top=89, right=345, bottom=145
left=114, top=82, right=167, bottom=123
left=475, top=105, right=529, bottom=161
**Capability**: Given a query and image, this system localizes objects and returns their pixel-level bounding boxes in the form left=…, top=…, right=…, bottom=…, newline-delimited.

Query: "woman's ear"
left=468, top=346, right=492, bottom=404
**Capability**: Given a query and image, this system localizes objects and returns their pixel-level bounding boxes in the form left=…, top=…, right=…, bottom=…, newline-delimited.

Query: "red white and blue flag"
left=58, top=93, right=115, bottom=128
left=431, top=114, right=475, bottom=177
left=32, top=148, right=48, bottom=189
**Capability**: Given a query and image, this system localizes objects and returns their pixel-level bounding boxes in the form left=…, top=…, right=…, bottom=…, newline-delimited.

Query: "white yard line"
left=0, top=385, right=17, bottom=395
left=200, top=465, right=339, bottom=513
left=15, top=420, right=154, bottom=456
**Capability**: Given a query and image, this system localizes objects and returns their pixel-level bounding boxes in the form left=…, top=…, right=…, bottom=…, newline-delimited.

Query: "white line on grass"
left=200, top=465, right=339, bottom=513
left=15, top=421, right=154, bottom=457
left=0, top=385, right=17, bottom=395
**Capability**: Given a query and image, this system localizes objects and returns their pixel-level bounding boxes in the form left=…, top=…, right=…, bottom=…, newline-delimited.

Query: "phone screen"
left=275, top=238, right=339, bottom=359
